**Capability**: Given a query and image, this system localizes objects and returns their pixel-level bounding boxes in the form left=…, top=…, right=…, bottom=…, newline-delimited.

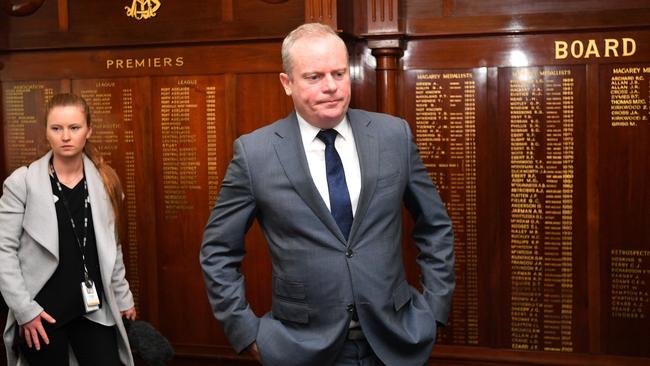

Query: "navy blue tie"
left=317, top=129, right=353, bottom=240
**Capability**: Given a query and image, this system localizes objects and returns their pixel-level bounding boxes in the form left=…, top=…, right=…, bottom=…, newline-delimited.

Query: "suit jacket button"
left=345, top=249, right=353, bottom=258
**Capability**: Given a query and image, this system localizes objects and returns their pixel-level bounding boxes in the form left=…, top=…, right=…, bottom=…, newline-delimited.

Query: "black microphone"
left=123, top=318, right=174, bottom=366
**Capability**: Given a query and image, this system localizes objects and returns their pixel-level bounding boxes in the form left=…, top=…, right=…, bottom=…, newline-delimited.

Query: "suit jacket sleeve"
left=200, top=138, right=259, bottom=353
left=0, top=167, right=45, bottom=325
left=401, top=120, right=456, bottom=325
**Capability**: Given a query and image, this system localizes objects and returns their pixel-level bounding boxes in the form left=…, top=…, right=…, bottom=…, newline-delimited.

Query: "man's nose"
left=322, top=74, right=337, bottom=92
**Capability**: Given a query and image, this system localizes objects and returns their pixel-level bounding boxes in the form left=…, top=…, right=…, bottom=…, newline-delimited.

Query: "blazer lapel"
left=347, top=109, right=379, bottom=243
left=23, top=151, right=59, bottom=259
left=273, top=114, right=347, bottom=244
left=84, top=155, right=117, bottom=280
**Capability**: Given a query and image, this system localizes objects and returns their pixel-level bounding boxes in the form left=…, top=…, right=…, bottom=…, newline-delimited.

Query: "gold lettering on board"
left=555, top=38, right=636, bottom=60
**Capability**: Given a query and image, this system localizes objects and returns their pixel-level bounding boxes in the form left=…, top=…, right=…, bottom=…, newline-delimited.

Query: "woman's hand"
left=121, top=306, right=136, bottom=321
left=20, top=311, right=56, bottom=350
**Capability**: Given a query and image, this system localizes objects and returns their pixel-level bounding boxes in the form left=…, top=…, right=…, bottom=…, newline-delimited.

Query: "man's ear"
left=279, top=73, right=292, bottom=96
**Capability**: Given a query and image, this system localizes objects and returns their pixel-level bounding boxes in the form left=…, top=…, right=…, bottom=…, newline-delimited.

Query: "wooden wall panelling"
left=0, top=41, right=289, bottom=365
left=0, top=42, right=284, bottom=80
left=3, top=0, right=305, bottom=50
left=403, top=30, right=650, bottom=70
left=597, top=62, right=650, bottom=357
left=496, top=65, right=589, bottom=354
left=305, top=0, right=337, bottom=30
left=0, top=0, right=58, bottom=45
left=362, top=0, right=400, bottom=113
left=349, top=41, right=377, bottom=113
left=0, top=14, right=7, bottom=50
left=394, top=28, right=650, bottom=365
left=484, top=66, right=505, bottom=348
left=150, top=74, right=232, bottom=354
left=0, top=82, right=5, bottom=180
left=366, top=0, right=400, bottom=34
left=0, top=0, right=45, bottom=17
left=57, top=0, right=68, bottom=32
left=234, top=71, right=293, bottom=321
left=584, top=63, right=601, bottom=354
left=402, top=67, right=488, bottom=347
left=371, top=44, right=402, bottom=114
left=69, top=77, right=157, bottom=323
left=362, top=0, right=403, bottom=114
left=234, top=72, right=293, bottom=137
left=165, top=71, right=293, bottom=363
left=404, top=0, right=650, bottom=36
left=1, top=80, right=62, bottom=172
left=2, top=1, right=650, bottom=365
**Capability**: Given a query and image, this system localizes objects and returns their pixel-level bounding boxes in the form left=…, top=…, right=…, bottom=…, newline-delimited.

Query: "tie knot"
left=317, top=129, right=338, bottom=146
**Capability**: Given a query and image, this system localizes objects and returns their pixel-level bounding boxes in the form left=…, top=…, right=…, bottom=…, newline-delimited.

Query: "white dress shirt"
left=296, top=113, right=361, bottom=218
left=297, top=112, right=362, bottom=329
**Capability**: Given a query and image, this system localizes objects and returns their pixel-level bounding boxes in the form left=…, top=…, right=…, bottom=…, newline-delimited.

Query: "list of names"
left=508, top=68, right=575, bottom=352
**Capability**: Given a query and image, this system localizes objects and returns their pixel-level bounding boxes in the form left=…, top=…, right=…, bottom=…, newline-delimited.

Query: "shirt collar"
left=296, top=112, right=351, bottom=146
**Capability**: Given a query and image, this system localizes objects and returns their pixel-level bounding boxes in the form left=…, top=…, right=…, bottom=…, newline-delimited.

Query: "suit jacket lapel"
left=273, top=113, right=347, bottom=244
left=348, top=109, right=379, bottom=243
left=23, top=151, right=59, bottom=259
left=83, top=155, right=117, bottom=280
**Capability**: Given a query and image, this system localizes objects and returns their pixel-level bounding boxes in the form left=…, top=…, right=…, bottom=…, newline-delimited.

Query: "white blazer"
left=0, top=151, right=135, bottom=366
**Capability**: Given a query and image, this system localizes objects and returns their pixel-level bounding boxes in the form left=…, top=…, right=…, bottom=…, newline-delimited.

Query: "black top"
left=34, top=176, right=106, bottom=329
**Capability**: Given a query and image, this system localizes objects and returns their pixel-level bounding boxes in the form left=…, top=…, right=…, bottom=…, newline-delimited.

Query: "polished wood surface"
left=1, top=1, right=650, bottom=365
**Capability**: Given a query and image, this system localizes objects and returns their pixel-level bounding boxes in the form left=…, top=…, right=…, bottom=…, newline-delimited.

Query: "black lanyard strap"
left=49, top=158, right=93, bottom=287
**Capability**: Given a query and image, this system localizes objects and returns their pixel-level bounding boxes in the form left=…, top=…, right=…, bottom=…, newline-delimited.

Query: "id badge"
left=81, top=281, right=100, bottom=313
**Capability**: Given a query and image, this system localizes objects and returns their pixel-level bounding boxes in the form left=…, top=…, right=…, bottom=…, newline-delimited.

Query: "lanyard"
left=49, top=158, right=93, bottom=287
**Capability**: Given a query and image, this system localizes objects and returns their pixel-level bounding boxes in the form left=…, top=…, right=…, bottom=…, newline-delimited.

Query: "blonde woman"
left=0, top=93, right=136, bottom=365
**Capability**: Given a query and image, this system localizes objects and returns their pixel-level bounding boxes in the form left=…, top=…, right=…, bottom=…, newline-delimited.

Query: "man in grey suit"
left=200, top=23, right=455, bottom=366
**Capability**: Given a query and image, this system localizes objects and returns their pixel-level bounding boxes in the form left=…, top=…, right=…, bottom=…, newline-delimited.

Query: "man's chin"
left=314, top=114, right=345, bottom=128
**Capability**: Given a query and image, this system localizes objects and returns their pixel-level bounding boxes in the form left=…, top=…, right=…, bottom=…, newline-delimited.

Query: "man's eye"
left=306, top=75, right=320, bottom=81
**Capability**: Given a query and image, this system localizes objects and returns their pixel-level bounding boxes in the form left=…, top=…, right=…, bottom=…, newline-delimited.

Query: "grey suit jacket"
left=200, top=109, right=455, bottom=366
left=0, top=151, right=135, bottom=366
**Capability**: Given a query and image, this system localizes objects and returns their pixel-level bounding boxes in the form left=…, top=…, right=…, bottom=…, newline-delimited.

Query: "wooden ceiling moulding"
left=305, top=0, right=337, bottom=30
left=367, top=0, right=398, bottom=34
left=1, top=0, right=44, bottom=16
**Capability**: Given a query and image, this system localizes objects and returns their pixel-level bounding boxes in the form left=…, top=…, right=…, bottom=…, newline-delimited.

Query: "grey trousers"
left=333, top=339, right=384, bottom=366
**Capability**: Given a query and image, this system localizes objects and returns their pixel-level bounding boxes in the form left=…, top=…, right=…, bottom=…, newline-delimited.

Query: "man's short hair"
left=281, top=22, right=347, bottom=77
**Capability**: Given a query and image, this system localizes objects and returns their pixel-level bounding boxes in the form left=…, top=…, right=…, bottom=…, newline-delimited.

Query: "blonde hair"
left=281, top=22, right=347, bottom=76
left=45, top=93, right=125, bottom=244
